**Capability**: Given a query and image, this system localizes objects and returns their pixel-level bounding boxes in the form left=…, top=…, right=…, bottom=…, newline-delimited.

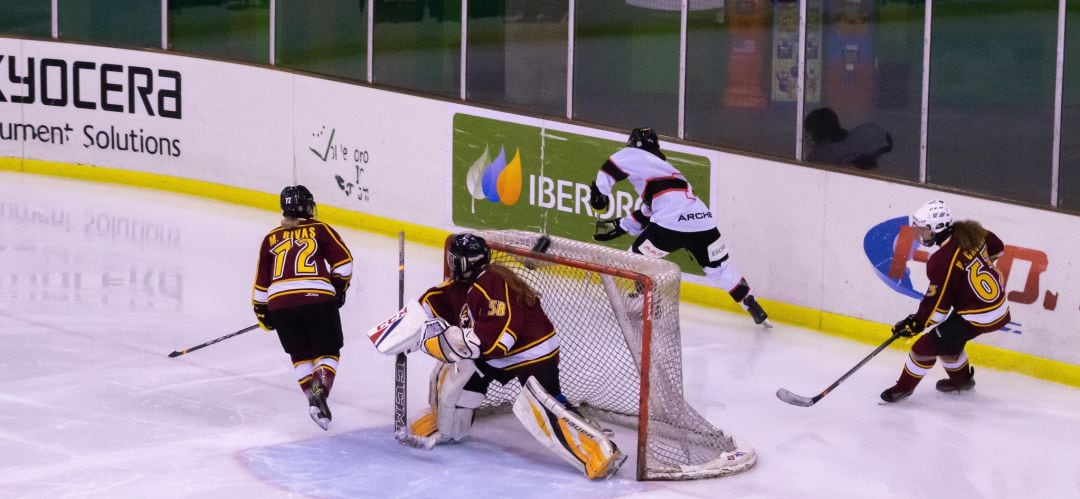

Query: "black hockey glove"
left=588, top=182, right=610, bottom=212
left=594, top=217, right=627, bottom=242
left=891, top=314, right=922, bottom=337
left=332, top=276, right=349, bottom=309
left=254, top=303, right=275, bottom=331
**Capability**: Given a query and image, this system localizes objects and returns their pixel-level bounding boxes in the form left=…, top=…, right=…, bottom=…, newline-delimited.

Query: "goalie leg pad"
left=512, top=376, right=626, bottom=480
left=410, top=360, right=485, bottom=444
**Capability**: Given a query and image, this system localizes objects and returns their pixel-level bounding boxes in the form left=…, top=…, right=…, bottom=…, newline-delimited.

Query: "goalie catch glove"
left=421, top=326, right=481, bottom=363
left=588, top=181, right=610, bottom=212
left=253, top=303, right=275, bottom=331
left=892, top=314, right=922, bottom=337
left=594, top=217, right=627, bottom=242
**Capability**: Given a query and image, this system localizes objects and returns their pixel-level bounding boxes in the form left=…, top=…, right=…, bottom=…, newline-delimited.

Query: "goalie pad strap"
left=409, top=361, right=484, bottom=444
left=512, top=376, right=624, bottom=480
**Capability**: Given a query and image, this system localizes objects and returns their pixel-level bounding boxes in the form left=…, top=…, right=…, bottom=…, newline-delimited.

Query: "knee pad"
left=703, top=259, right=744, bottom=292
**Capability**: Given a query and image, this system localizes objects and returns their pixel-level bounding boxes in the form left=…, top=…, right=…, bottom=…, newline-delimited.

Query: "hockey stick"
left=167, top=324, right=259, bottom=358
left=394, top=232, right=409, bottom=438
left=391, top=232, right=433, bottom=450
left=776, top=331, right=902, bottom=407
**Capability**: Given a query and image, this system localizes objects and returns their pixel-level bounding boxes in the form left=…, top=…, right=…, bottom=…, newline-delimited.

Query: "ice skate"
left=936, top=366, right=975, bottom=393
left=308, top=379, right=332, bottom=431
left=742, top=295, right=772, bottom=328
left=879, top=384, right=913, bottom=403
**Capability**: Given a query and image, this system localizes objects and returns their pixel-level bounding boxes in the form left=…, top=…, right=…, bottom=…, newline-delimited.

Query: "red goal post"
left=443, top=230, right=756, bottom=480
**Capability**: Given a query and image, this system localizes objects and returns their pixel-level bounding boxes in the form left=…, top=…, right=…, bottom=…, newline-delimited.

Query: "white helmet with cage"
left=910, top=199, right=953, bottom=246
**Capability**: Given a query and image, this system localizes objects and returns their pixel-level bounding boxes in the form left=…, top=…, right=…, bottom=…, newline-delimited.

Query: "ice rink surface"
left=2, top=171, right=1078, bottom=498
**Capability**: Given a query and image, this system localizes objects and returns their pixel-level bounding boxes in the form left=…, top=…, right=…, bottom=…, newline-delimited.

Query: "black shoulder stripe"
left=642, top=177, right=688, bottom=204
left=601, top=159, right=628, bottom=181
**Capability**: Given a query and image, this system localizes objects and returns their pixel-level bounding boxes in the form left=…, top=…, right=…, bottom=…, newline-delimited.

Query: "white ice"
left=1, top=171, right=1078, bottom=499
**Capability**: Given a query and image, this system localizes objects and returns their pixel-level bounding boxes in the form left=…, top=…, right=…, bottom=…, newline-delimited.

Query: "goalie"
left=384, top=233, right=625, bottom=479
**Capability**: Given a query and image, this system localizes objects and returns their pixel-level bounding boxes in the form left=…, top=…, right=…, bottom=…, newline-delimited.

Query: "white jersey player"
left=590, top=127, right=770, bottom=327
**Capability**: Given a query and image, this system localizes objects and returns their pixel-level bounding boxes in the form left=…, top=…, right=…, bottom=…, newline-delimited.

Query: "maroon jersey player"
left=881, top=200, right=1010, bottom=403
left=407, top=233, right=625, bottom=479
left=252, top=185, right=353, bottom=429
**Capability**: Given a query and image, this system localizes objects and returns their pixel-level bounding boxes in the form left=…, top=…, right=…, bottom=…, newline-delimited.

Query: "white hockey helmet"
left=910, top=199, right=953, bottom=246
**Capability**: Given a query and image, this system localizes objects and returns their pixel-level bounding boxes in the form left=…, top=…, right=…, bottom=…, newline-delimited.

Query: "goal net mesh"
left=461, top=230, right=755, bottom=480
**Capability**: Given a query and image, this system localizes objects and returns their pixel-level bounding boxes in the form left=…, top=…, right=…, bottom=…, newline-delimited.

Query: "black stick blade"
left=523, top=235, right=552, bottom=270
left=168, top=350, right=183, bottom=358
left=776, top=388, right=816, bottom=407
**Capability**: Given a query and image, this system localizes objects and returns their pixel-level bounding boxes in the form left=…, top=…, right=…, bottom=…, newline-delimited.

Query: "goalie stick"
left=392, top=232, right=433, bottom=449
left=776, top=331, right=902, bottom=407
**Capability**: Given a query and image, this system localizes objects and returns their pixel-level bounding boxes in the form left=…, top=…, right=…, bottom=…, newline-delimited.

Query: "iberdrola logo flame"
left=465, top=145, right=523, bottom=212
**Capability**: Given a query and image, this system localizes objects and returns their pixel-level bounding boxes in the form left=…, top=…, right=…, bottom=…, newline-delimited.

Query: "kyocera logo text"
left=465, top=145, right=522, bottom=206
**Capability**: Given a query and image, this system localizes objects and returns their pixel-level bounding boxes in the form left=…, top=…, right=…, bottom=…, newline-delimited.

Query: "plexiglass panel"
left=0, top=0, right=51, bottom=38
left=275, top=0, right=366, bottom=81
left=927, top=0, right=1057, bottom=204
left=574, top=0, right=679, bottom=135
left=372, top=0, right=459, bottom=98
left=58, top=0, right=161, bottom=48
left=168, top=0, right=270, bottom=64
left=466, top=0, right=567, bottom=117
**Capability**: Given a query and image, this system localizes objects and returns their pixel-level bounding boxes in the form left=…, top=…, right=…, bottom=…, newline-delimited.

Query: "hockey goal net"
left=449, top=230, right=756, bottom=480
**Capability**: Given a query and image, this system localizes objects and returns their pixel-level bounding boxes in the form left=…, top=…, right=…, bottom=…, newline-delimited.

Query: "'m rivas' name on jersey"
left=596, top=147, right=715, bottom=233
left=252, top=220, right=353, bottom=311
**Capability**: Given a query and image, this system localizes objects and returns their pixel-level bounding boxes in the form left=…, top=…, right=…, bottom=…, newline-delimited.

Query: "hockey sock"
left=896, top=353, right=935, bottom=392
left=941, top=353, right=971, bottom=381
left=293, top=359, right=315, bottom=398
left=313, top=355, right=339, bottom=398
left=729, top=279, right=750, bottom=303
left=313, top=366, right=336, bottom=398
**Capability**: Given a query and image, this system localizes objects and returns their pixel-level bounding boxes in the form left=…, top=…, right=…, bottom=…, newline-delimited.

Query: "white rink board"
left=291, top=77, right=450, bottom=227
left=2, top=37, right=1078, bottom=366
left=2, top=38, right=294, bottom=194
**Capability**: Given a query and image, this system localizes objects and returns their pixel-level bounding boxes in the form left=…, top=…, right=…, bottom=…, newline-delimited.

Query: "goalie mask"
left=448, top=233, right=490, bottom=282
left=910, top=199, right=953, bottom=246
left=281, top=185, right=316, bottom=219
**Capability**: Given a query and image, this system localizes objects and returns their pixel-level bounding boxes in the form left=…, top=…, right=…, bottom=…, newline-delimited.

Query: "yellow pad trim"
left=410, top=410, right=438, bottom=437
left=555, top=419, right=588, bottom=466
left=423, top=337, right=448, bottom=363
left=528, top=401, right=552, bottom=438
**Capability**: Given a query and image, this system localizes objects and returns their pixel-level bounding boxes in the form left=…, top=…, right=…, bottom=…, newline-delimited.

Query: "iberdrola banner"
left=450, top=113, right=712, bottom=274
